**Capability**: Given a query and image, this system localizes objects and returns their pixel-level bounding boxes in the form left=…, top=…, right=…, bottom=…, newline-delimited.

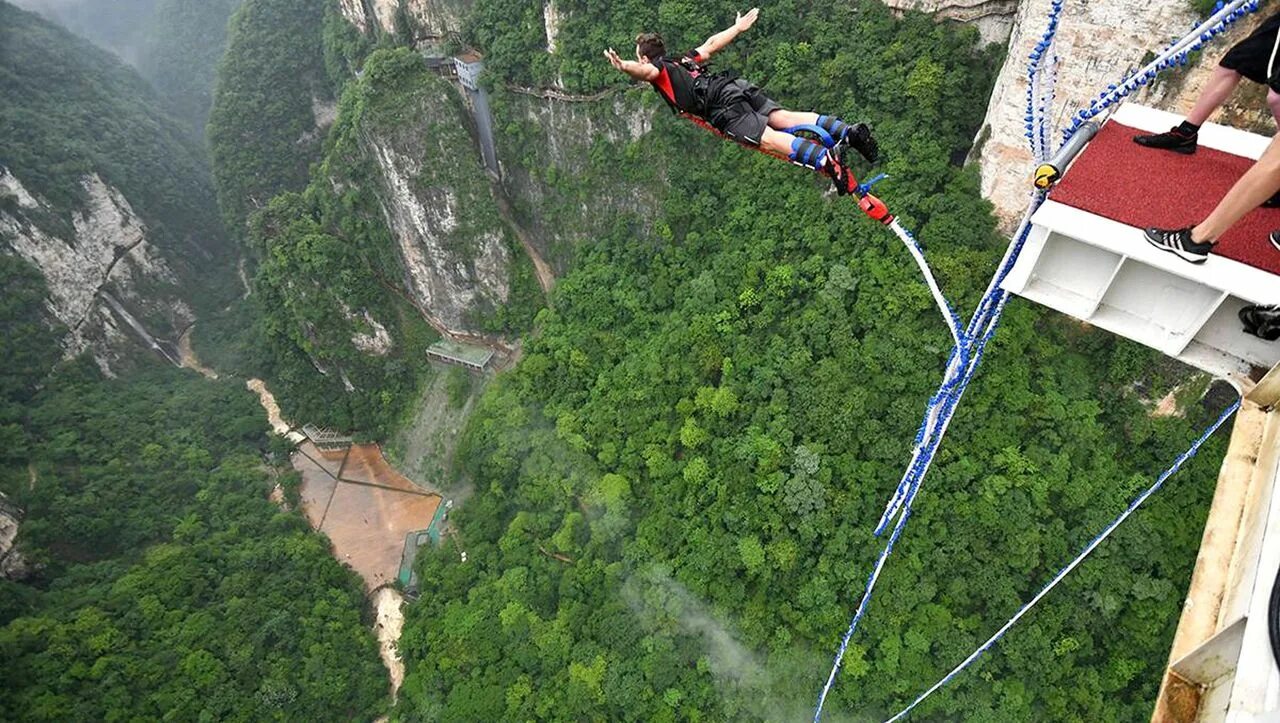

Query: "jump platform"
left=1002, top=105, right=1280, bottom=383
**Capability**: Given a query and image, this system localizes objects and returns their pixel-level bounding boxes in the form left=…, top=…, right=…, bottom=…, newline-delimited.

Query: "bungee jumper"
left=602, top=8, right=882, bottom=203
left=603, top=7, right=964, bottom=342
left=605, top=8, right=963, bottom=343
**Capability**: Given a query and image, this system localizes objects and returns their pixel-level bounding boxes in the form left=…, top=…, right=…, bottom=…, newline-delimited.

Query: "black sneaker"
left=1144, top=227, right=1214, bottom=264
left=847, top=123, right=878, bottom=163
left=1270, top=228, right=1280, bottom=252
left=824, top=141, right=858, bottom=196
left=1133, top=127, right=1197, bottom=154
left=1239, top=304, right=1280, bottom=341
left=1263, top=191, right=1280, bottom=208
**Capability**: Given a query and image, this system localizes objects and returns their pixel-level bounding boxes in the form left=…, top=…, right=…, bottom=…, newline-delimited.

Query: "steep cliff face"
left=403, top=0, right=474, bottom=37
left=0, top=492, right=29, bottom=581
left=491, top=88, right=664, bottom=272
left=237, top=49, right=520, bottom=435
left=974, top=1, right=1273, bottom=228
left=883, top=0, right=1019, bottom=45
left=339, top=0, right=473, bottom=36
left=0, top=169, right=193, bottom=373
left=333, top=1, right=663, bottom=276
left=358, top=74, right=514, bottom=335
left=2, top=3, right=231, bottom=374
left=543, top=0, right=561, bottom=53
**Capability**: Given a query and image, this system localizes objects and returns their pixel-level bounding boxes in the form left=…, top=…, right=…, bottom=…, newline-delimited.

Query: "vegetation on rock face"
left=1, top=0, right=1241, bottom=720
left=390, top=2, right=1229, bottom=721
left=0, top=365, right=388, bottom=721
left=0, top=9, right=388, bottom=718
left=201, top=47, right=545, bottom=437
left=0, top=256, right=62, bottom=464
left=207, top=0, right=331, bottom=239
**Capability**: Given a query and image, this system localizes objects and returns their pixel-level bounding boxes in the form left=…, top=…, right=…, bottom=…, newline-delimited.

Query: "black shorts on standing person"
left=1135, top=11, right=1280, bottom=156
left=1219, top=10, right=1280, bottom=89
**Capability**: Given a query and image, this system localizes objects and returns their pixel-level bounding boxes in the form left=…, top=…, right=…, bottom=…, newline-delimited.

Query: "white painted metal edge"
left=1030, top=201, right=1280, bottom=305
left=1111, top=105, right=1273, bottom=160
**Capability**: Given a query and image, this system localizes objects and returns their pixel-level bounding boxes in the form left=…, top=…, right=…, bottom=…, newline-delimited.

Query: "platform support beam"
left=1152, top=401, right=1271, bottom=722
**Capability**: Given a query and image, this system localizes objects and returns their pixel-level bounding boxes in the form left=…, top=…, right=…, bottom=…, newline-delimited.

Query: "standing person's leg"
left=1133, top=67, right=1241, bottom=154
left=1259, top=87, right=1280, bottom=210
left=1144, top=133, right=1280, bottom=262
left=1187, top=66, right=1246, bottom=126
left=1265, top=88, right=1280, bottom=127
left=1191, top=133, right=1280, bottom=241
left=1133, top=9, right=1280, bottom=153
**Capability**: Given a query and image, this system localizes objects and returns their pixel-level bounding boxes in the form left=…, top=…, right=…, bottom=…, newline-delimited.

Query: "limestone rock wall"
left=544, top=0, right=562, bottom=53
left=973, top=0, right=1273, bottom=229
left=884, top=0, right=1020, bottom=45
left=340, top=0, right=474, bottom=37
left=337, top=0, right=375, bottom=33
left=0, top=493, right=30, bottom=581
left=369, top=138, right=511, bottom=334
left=360, top=82, right=513, bottom=337
left=0, top=169, right=194, bottom=373
left=492, top=89, right=662, bottom=272
left=405, top=0, right=475, bottom=37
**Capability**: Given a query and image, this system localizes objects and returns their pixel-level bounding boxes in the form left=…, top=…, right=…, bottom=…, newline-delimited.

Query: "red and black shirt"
left=649, top=50, right=707, bottom=116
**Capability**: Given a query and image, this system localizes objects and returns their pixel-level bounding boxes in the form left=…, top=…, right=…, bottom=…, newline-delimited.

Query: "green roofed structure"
left=397, top=501, right=451, bottom=596
left=426, top=339, right=494, bottom=371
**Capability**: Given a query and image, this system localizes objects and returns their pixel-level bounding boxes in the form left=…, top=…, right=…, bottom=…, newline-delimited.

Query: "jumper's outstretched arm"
left=696, top=8, right=759, bottom=59
left=604, top=48, right=658, bottom=81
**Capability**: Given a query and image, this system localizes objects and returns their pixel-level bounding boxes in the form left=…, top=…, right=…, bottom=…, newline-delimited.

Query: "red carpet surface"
left=1049, top=121, right=1280, bottom=276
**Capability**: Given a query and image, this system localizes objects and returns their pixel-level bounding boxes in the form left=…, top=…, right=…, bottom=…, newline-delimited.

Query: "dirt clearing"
left=293, top=443, right=441, bottom=592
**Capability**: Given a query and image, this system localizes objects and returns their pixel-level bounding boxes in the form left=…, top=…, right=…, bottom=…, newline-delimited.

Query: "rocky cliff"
left=357, top=72, right=515, bottom=336
left=0, top=492, right=30, bottom=581
left=491, top=87, right=663, bottom=272
left=973, top=0, right=1273, bottom=229
left=1, top=2, right=231, bottom=374
left=883, top=0, right=1019, bottom=45
left=338, top=0, right=473, bottom=37
left=0, top=169, right=194, bottom=374
left=332, top=1, right=663, bottom=315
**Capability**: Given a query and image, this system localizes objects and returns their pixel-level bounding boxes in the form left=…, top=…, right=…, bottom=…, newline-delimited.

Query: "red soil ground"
left=293, top=444, right=440, bottom=591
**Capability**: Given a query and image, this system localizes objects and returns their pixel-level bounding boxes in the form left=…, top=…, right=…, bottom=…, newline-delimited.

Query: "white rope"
left=888, top=218, right=963, bottom=347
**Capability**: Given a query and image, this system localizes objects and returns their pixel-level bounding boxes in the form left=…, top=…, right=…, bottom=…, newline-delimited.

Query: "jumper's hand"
left=604, top=48, right=626, bottom=71
left=735, top=8, right=759, bottom=32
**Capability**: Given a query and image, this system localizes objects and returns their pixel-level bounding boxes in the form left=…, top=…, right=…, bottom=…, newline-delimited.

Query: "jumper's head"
left=635, top=33, right=665, bottom=63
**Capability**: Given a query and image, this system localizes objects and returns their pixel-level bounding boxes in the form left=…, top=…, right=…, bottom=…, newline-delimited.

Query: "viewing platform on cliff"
left=427, top=339, right=494, bottom=371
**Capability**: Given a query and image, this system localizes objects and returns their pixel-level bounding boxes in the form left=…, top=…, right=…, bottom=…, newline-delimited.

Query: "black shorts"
left=705, top=79, right=781, bottom=146
left=1219, top=10, right=1280, bottom=90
